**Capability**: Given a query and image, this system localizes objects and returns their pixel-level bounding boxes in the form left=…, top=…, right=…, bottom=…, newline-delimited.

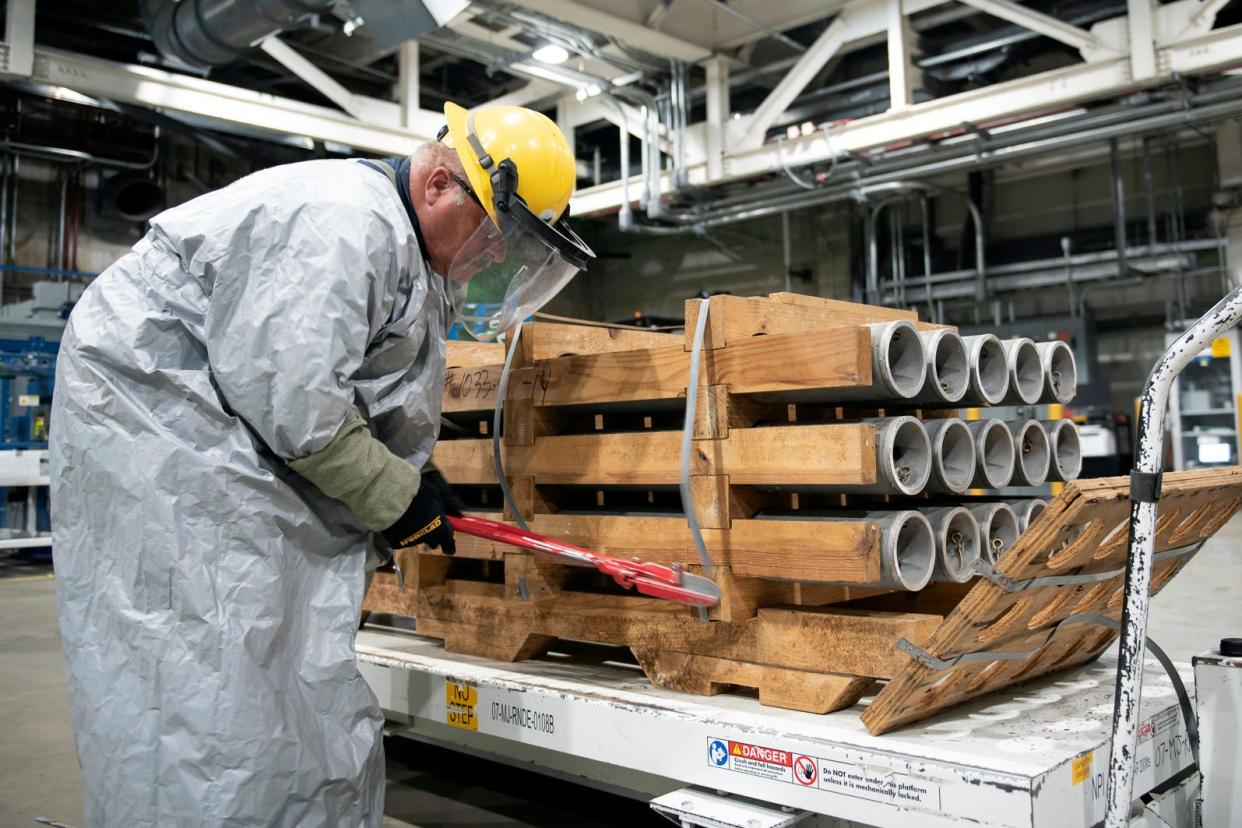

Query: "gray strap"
left=972, top=541, right=1203, bottom=592
left=895, top=613, right=1200, bottom=766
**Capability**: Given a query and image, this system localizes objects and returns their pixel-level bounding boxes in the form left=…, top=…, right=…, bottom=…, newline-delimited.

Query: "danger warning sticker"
left=706, top=739, right=793, bottom=782
left=707, top=737, right=943, bottom=810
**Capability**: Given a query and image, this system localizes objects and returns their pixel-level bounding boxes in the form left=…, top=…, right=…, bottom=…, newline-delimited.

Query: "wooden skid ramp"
left=861, top=466, right=1242, bottom=733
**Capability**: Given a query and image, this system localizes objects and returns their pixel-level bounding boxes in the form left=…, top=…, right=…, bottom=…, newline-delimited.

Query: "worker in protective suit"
left=50, top=101, right=593, bottom=827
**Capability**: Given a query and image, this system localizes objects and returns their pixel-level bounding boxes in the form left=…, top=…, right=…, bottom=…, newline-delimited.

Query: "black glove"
left=381, top=469, right=466, bottom=555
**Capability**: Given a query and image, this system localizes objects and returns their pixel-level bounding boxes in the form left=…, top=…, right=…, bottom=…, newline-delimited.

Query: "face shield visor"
left=440, top=117, right=595, bottom=342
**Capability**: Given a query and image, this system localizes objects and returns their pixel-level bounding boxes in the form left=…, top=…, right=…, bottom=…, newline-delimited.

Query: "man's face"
left=448, top=212, right=508, bottom=285
left=420, top=165, right=503, bottom=279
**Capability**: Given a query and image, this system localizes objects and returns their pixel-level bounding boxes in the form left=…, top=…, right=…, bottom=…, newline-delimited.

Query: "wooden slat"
left=432, top=423, right=878, bottom=488
left=632, top=649, right=874, bottom=714
left=766, top=292, right=952, bottom=332
left=684, top=293, right=944, bottom=350
left=518, top=321, right=678, bottom=361
left=443, top=513, right=882, bottom=584
left=417, top=580, right=941, bottom=680
left=446, top=340, right=505, bottom=367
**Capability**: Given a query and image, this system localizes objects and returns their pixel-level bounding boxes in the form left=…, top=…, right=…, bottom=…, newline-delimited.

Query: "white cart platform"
left=357, top=628, right=1195, bottom=828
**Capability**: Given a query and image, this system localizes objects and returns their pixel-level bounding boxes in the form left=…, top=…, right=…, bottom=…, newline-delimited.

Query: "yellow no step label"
left=445, top=681, right=478, bottom=731
left=1072, top=751, right=1094, bottom=785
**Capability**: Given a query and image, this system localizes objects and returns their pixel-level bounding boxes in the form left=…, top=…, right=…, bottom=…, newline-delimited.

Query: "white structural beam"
left=556, top=96, right=575, bottom=158
left=1128, top=0, right=1159, bottom=78
left=499, top=0, right=712, bottom=62
left=4, top=0, right=35, bottom=78
left=260, top=36, right=370, bottom=121
left=571, top=21, right=1242, bottom=215
left=887, top=0, right=917, bottom=109
left=738, top=0, right=955, bottom=147
left=397, top=41, right=419, bottom=130
left=741, top=17, right=850, bottom=146
left=485, top=79, right=561, bottom=107
left=956, top=0, right=1104, bottom=53
left=31, top=48, right=440, bottom=154
left=704, top=56, right=730, bottom=180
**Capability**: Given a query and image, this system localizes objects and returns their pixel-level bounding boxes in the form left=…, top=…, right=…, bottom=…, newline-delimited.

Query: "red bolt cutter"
left=448, top=514, right=721, bottom=608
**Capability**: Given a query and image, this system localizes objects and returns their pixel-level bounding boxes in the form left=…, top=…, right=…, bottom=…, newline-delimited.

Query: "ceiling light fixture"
left=532, top=43, right=570, bottom=65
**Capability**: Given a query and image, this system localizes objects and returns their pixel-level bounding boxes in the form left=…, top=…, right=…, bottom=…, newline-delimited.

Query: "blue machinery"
left=0, top=336, right=56, bottom=539
left=0, top=336, right=56, bottom=449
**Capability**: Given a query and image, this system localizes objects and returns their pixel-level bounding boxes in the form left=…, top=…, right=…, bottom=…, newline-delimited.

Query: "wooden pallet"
left=363, top=548, right=952, bottom=712
left=860, top=466, right=1242, bottom=734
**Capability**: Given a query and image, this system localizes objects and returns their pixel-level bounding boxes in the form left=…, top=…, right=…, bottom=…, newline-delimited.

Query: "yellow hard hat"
left=441, top=101, right=576, bottom=226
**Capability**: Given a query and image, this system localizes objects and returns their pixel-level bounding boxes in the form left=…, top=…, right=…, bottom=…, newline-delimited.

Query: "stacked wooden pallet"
left=363, top=293, right=1242, bottom=733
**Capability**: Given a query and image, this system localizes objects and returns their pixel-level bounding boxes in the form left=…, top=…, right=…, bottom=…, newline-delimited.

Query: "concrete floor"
left=2, top=516, right=1240, bottom=827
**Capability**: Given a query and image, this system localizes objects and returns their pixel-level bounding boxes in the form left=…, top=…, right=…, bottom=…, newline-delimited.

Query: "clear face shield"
left=440, top=118, right=595, bottom=342
left=447, top=209, right=588, bottom=341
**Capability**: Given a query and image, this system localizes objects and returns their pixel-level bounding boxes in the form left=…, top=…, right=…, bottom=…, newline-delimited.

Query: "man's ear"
left=424, top=166, right=452, bottom=206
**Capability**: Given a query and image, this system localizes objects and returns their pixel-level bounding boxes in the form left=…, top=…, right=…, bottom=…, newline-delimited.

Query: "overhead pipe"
left=968, top=502, right=1020, bottom=565
left=1110, top=137, right=1128, bottom=278
left=0, top=133, right=160, bottom=170
left=863, top=181, right=987, bottom=305
left=141, top=0, right=334, bottom=69
left=652, top=84, right=1242, bottom=231
left=966, top=419, right=1015, bottom=489
left=999, top=338, right=1043, bottom=406
left=1036, top=341, right=1077, bottom=404
left=960, top=334, right=1010, bottom=406
left=1012, top=498, right=1048, bottom=532
left=912, top=329, right=969, bottom=405
left=1045, top=419, right=1083, bottom=482
left=919, top=506, right=981, bottom=583
left=924, top=418, right=976, bottom=495
left=1009, top=420, right=1051, bottom=486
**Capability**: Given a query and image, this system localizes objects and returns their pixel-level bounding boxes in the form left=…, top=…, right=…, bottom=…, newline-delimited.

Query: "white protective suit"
left=50, top=158, right=447, bottom=826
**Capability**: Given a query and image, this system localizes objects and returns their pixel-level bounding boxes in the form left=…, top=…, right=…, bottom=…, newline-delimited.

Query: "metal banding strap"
left=972, top=541, right=1203, bottom=592
left=679, top=299, right=714, bottom=622
left=1130, top=469, right=1163, bottom=502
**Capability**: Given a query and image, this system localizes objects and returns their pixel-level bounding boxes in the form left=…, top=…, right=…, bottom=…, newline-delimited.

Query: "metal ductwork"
left=143, top=0, right=468, bottom=68
left=142, top=0, right=335, bottom=68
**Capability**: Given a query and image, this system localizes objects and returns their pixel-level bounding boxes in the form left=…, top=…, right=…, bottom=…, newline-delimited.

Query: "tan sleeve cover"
left=288, top=409, right=420, bottom=531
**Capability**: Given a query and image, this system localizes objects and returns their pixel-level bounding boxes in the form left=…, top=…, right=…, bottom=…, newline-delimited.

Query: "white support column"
left=741, top=15, right=850, bottom=147
left=397, top=41, right=419, bottom=131
left=956, top=0, right=1103, bottom=53
left=5, top=0, right=35, bottom=78
left=260, top=36, right=368, bottom=121
left=556, top=96, right=575, bottom=158
left=1218, top=120, right=1242, bottom=287
left=887, top=0, right=918, bottom=109
left=704, top=56, right=730, bottom=180
left=1128, top=0, right=1158, bottom=79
